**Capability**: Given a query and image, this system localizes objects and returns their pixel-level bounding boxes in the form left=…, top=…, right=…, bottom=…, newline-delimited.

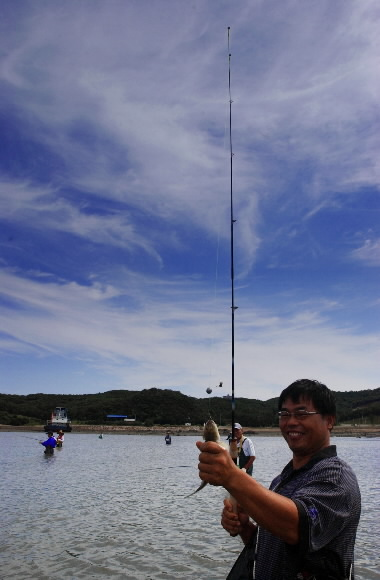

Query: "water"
left=0, top=432, right=379, bottom=579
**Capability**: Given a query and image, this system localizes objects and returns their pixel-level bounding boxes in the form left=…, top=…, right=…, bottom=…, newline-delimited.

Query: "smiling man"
left=196, top=379, right=361, bottom=580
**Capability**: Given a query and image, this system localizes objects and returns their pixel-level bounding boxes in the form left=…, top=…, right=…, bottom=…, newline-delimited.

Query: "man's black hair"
left=278, top=379, right=336, bottom=417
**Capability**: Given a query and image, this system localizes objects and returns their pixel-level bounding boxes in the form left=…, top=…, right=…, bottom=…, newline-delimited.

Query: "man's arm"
left=197, top=440, right=299, bottom=545
left=242, top=455, right=255, bottom=472
left=241, top=438, right=256, bottom=472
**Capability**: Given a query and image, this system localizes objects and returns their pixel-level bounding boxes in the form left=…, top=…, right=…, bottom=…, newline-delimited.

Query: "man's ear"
left=326, top=414, right=336, bottom=431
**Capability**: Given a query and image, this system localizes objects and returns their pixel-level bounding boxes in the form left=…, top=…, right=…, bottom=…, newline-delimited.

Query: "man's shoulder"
left=274, top=448, right=359, bottom=491
left=242, top=436, right=255, bottom=451
left=300, top=453, right=360, bottom=497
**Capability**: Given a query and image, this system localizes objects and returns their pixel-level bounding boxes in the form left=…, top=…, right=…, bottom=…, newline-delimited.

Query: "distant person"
left=165, top=432, right=172, bottom=445
left=234, top=423, right=256, bottom=475
left=40, top=431, right=57, bottom=454
left=196, top=379, right=361, bottom=580
left=56, top=430, right=64, bottom=447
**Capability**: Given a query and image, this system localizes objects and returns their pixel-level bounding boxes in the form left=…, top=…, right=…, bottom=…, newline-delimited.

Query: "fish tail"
left=185, top=480, right=208, bottom=498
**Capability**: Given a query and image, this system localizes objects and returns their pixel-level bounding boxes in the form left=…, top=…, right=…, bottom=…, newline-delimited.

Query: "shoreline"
left=1, top=424, right=379, bottom=437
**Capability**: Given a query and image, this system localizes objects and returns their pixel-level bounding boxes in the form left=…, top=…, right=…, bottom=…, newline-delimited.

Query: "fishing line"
left=205, top=194, right=223, bottom=397
left=16, top=434, right=42, bottom=441
left=140, top=465, right=192, bottom=472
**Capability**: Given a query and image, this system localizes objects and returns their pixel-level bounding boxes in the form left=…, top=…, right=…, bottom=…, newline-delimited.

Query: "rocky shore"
left=1, top=423, right=379, bottom=437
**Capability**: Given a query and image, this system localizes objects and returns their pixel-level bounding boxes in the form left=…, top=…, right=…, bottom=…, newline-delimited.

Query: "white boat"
left=44, top=407, right=72, bottom=433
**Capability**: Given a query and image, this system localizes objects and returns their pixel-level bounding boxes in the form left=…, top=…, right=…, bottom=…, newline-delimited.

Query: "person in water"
left=165, top=432, right=172, bottom=445
left=196, top=379, right=361, bottom=580
left=40, top=431, right=57, bottom=454
left=233, top=423, right=256, bottom=476
left=56, top=430, right=64, bottom=447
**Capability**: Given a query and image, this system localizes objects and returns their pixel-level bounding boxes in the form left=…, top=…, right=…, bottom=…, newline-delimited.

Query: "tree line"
left=0, top=386, right=379, bottom=427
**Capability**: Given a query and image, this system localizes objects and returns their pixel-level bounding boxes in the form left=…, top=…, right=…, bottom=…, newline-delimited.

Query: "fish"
left=186, top=419, right=227, bottom=497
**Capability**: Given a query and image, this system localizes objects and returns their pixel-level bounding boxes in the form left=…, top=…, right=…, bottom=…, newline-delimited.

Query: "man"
left=56, top=430, right=64, bottom=447
left=196, top=379, right=361, bottom=580
left=40, top=431, right=57, bottom=454
left=234, top=423, right=256, bottom=475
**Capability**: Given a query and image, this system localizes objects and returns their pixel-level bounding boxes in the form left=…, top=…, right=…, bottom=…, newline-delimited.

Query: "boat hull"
left=44, top=422, right=72, bottom=433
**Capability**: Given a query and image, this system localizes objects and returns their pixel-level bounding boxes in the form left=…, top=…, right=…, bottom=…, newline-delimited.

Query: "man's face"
left=279, top=396, right=334, bottom=466
left=235, top=428, right=242, bottom=440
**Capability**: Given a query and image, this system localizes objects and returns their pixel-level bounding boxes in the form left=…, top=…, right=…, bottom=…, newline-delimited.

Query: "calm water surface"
left=0, top=433, right=379, bottom=579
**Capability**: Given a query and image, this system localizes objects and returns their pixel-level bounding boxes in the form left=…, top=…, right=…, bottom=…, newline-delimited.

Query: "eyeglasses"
left=278, top=410, right=320, bottom=420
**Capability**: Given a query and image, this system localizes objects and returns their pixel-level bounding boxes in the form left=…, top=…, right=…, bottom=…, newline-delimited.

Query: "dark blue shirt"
left=254, top=446, right=361, bottom=580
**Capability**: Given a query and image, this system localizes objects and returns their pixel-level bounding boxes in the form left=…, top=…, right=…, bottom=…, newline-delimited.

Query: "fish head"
left=203, top=419, right=220, bottom=442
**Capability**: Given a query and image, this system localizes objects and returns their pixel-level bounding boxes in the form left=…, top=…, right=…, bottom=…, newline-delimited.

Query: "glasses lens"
left=278, top=411, right=313, bottom=419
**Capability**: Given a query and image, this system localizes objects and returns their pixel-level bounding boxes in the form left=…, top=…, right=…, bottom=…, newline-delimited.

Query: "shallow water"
left=0, top=433, right=378, bottom=579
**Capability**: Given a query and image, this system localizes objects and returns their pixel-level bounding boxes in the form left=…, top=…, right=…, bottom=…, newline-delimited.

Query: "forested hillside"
left=0, top=387, right=379, bottom=426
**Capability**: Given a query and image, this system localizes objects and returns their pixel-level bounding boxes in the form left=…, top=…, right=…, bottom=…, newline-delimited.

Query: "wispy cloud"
left=351, top=238, right=380, bottom=266
left=0, top=0, right=379, bottom=397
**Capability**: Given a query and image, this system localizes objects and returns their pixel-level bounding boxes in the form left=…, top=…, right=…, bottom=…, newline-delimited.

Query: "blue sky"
left=0, top=0, right=379, bottom=400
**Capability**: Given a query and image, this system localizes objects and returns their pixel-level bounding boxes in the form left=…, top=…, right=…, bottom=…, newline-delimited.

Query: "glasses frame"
left=277, top=410, right=320, bottom=420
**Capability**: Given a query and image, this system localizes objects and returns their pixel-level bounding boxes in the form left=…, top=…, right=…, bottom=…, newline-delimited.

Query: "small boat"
left=44, top=407, right=72, bottom=433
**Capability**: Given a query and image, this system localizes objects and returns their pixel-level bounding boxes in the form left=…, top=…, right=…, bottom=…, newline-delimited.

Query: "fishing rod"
left=228, top=27, right=238, bottom=457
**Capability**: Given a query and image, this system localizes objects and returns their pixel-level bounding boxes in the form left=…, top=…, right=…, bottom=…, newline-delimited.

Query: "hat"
left=234, top=423, right=242, bottom=430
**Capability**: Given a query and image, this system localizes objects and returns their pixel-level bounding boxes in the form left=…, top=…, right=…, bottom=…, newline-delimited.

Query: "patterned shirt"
left=253, top=446, right=361, bottom=580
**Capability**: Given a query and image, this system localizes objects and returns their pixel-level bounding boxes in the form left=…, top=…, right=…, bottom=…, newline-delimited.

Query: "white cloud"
left=0, top=1, right=379, bottom=396
left=0, top=179, right=163, bottom=261
left=0, top=268, right=378, bottom=397
left=351, top=238, right=380, bottom=266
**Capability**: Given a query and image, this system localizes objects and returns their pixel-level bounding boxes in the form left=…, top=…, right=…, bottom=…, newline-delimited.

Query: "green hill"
left=0, top=386, right=379, bottom=427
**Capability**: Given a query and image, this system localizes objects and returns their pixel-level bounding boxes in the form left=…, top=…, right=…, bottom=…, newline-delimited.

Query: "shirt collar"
left=282, top=445, right=337, bottom=476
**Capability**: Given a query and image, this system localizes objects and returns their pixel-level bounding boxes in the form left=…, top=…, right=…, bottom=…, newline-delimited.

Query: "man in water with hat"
left=56, top=429, right=65, bottom=447
left=40, top=431, right=57, bottom=454
left=234, top=423, right=256, bottom=476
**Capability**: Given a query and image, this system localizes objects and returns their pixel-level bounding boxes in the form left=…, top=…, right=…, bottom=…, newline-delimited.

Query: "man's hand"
left=196, top=440, right=236, bottom=487
left=222, top=498, right=256, bottom=543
